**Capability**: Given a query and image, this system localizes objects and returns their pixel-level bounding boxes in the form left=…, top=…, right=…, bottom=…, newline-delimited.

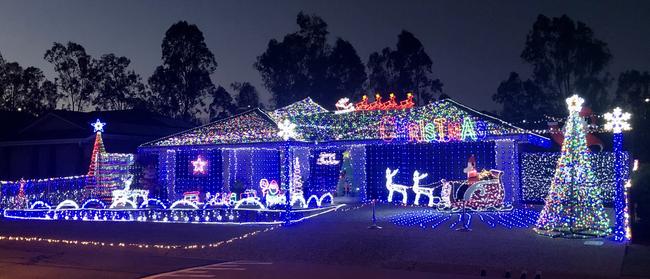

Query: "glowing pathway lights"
left=604, top=107, right=632, bottom=242
left=277, top=119, right=298, bottom=141
left=0, top=226, right=279, bottom=251
left=4, top=200, right=345, bottom=225
left=191, top=156, right=208, bottom=175
left=388, top=208, right=539, bottom=230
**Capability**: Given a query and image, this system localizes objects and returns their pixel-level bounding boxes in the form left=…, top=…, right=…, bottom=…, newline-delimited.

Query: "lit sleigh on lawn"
left=386, top=168, right=509, bottom=211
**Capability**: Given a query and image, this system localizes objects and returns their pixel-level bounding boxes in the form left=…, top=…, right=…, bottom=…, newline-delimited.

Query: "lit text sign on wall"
left=379, top=116, right=487, bottom=142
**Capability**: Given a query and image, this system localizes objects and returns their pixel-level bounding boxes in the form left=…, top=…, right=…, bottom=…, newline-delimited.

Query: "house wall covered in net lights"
left=136, top=97, right=552, bottom=207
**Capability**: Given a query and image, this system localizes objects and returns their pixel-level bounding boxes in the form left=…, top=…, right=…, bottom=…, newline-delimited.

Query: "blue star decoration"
left=92, top=119, right=106, bottom=133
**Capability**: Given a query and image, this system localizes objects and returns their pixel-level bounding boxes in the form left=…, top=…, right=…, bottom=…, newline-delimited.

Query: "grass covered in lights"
left=385, top=208, right=540, bottom=230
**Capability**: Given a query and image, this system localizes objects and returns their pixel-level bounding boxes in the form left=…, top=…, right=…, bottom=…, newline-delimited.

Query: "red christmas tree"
left=85, top=119, right=107, bottom=199
left=88, top=120, right=106, bottom=176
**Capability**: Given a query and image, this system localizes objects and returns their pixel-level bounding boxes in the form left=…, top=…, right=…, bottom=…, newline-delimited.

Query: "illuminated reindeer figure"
left=412, top=171, right=435, bottom=207
left=386, top=168, right=409, bottom=204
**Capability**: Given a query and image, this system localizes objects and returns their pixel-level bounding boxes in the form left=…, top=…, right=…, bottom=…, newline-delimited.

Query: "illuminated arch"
left=82, top=199, right=106, bottom=209
left=234, top=197, right=266, bottom=210
left=30, top=200, right=51, bottom=210
left=306, top=195, right=320, bottom=207
left=138, top=198, right=167, bottom=209
left=318, top=193, right=334, bottom=206
left=109, top=198, right=137, bottom=209
left=169, top=200, right=199, bottom=209
left=55, top=200, right=80, bottom=210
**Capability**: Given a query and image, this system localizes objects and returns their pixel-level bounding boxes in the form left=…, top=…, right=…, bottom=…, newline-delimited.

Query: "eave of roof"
left=141, top=98, right=550, bottom=148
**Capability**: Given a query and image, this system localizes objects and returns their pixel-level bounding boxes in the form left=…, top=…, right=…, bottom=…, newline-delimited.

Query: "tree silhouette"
left=615, top=70, right=649, bottom=109
left=492, top=72, right=549, bottom=126
left=231, top=82, right=261, bottom=111
left=495, top=14, right=612, bottom=120
left=615, top=70, right=650, bottom=160
left=93, top=54, right=147, bottom=110
left=208, top=85, right=235, bottom=121
left=149, top=21, right=217, bottom=123
left=44, top=42, right=95, bottom=111
left=366, top=30, right=443, bottom=105
left=255, top=12, right=366, bottom=109
left=0, top=52, right=59, bottom=115
left=324, top=39, right=366, bottom=106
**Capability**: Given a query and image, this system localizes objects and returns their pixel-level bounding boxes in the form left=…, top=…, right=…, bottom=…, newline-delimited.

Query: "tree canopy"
left=92, top=54, right=147, bottom=110
left=44, top=42, right=95, bottom=111
left=255, top=12, right=366, bottom=109
left=231, top=81, right=261, bottom=111
left=615, top=70, right=650, bottom=159
left=149, top=21, right=218, bottom=123
left=208, top=85, right=235, bottom=121
left=494, top=14, right=612, bottom=121
left=493, top=72, right=548, bottom=124
left=0, top=52, right=58, bottom=116
left=366, top=30, right=444, bottom=105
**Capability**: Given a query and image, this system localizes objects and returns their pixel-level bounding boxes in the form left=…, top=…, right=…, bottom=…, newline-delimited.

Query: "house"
left=137, top=97, right=550, bottom=207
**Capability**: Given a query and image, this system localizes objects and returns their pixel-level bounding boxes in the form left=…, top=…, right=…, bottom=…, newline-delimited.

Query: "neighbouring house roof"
left=0, top=109, right=194, bottom=144
left=142, top=98, right=549, bottom=148
left=0, top=111, right=36, bottom=140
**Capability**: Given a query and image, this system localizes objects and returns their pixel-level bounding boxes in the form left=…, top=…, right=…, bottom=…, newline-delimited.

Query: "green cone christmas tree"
left=535, top=95, right=610, bottom=238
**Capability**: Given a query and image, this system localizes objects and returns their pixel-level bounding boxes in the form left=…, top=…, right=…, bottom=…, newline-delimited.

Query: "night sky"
left=0, top=0, right=649, bottom=112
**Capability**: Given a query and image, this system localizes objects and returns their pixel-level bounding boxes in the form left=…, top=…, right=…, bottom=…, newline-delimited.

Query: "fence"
left=0, top=175, right=92, bottom=209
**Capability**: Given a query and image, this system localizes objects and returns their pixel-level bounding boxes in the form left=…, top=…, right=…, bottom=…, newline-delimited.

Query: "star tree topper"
left=566, top=94, right=584, bottom=113
left=92, top=119, right=106, bottom=133
left=277, top=119, right=298, bottom=141
left=604, top=107, right=631, bottom=134
left=192, top=156, right=208, bottom=175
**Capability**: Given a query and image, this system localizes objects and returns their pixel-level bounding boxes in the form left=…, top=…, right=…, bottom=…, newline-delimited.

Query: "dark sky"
left=1, top=0, right=649, bottom=113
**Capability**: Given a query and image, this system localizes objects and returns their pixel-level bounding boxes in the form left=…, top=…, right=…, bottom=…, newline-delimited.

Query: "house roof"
left=289, top=98, right=544, bottom=142
left=141, top=108, right=282, bottom=147
left=267, top=97, right=329, bottom=123
left=142, top=98, right=549, bottom=148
